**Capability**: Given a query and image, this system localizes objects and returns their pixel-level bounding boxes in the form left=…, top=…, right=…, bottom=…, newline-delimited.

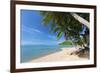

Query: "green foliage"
left=77, top=13, right=89, bottom=22
left=39, top=11, right=89, bottom=48
left=53, top=27, right=59, bottom=33
left=57, top=31, right=63, bottom=40
left=59, top=40, right=73, bottom=46
left=42, top=12, right=53, bottom=25
left=73, top=38, right=84, bottom=47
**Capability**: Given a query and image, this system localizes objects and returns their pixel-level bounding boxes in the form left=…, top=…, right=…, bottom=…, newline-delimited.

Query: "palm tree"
left=39, top=11, right=90, bottom=52
left=70, top=13, right=90, bottom=29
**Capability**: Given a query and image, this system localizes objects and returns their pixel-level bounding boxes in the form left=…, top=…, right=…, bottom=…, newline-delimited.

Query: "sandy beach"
left=29, top=47, right=88, bottom=63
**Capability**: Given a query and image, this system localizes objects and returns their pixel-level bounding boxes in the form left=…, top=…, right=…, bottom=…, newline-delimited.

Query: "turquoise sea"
left=21, top=45, right=73, bottom=63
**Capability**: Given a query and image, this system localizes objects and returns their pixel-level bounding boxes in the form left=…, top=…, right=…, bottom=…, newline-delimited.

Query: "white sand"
left=29, top=47, right=88, bottom=63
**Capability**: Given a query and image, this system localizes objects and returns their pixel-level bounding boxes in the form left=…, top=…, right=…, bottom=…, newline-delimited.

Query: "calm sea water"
left=21, top=45, right=73, bottom=63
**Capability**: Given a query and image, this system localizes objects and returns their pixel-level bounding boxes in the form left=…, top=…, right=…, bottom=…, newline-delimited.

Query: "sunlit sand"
left=29, top=47, right=88, bottom=62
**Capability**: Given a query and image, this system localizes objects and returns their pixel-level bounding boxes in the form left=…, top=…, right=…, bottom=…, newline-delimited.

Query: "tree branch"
left=70, top=13, right=90, bottom=29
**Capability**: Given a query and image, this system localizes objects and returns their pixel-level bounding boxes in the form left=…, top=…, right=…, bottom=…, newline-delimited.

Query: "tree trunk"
left=70, top=13, right=90, bottom=29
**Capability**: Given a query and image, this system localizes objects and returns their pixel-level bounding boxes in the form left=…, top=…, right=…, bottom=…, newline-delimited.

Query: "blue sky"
left=21, top=10, right=65, bottom=45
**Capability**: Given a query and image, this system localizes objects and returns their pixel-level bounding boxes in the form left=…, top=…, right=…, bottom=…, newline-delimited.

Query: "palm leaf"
left=42, top=12, right=53, bottom=25
left=53, top=27, right=59, bottom=33
left=57, top=31, right=63, bottom=40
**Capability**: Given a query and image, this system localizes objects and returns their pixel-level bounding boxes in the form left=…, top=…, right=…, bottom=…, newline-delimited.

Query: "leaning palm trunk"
left=70, top=13, right=90, bottom=29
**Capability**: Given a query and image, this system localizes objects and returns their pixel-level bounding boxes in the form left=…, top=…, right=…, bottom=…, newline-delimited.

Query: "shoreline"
left=28, top=47, right=88, bottom=63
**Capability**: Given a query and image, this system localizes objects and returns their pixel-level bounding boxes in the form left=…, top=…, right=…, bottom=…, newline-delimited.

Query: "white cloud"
left=22, top=25, right=43, bottom=34
left=33, top=29, right=42, bottom=33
